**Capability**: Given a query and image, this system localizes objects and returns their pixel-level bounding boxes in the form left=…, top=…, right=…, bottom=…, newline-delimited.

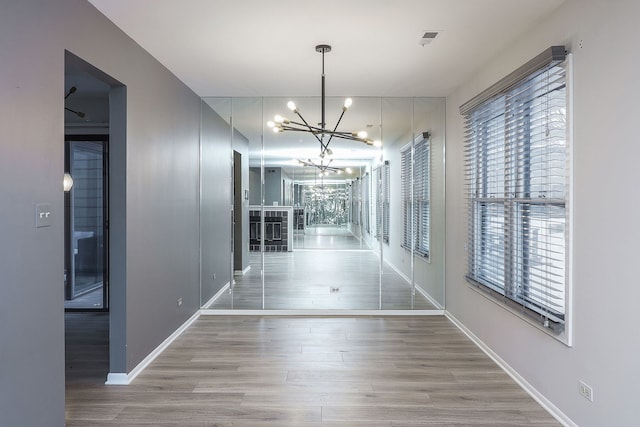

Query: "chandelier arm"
left=294, top=110, right=327, bottom=148
left=325, top=108, right=347, bottom=148
left=269, top=45, right=372, bottom=155
left=328, top=133, right=364, bottom=142
left=286, top=121, right=326, bottom=133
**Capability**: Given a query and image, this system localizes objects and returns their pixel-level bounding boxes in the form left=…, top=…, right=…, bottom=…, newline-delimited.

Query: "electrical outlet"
left=579, top=380, right=593, bottom=402
left=213, top=273, right=216, bottom=281
left=177, top=297, right=183, bottom=307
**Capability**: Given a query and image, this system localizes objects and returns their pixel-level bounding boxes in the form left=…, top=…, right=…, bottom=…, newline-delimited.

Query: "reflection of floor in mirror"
left=293, top=226, right=368, bottom=250
left=211, top=249, right=438, bottom=310
left=64, top=285, right=105, bottom=309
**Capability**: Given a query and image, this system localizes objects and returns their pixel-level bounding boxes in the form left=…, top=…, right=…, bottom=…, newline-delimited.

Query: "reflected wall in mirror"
left=200, top=97, right=445, bottom=311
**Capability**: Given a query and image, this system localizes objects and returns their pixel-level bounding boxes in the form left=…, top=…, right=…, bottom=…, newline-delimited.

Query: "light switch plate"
left=35, top=203, right=52, bottom=228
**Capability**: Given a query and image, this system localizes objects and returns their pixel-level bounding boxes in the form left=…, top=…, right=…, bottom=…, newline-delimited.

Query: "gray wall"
left=445, top=0, right=640, bottom=425
left=264, top=167, right=283, bottom=205
left=201, top=103, right=233, bottom=303
left=0, top=1, right=221, bottom=425
left=249, top=167, right=262, bottom=205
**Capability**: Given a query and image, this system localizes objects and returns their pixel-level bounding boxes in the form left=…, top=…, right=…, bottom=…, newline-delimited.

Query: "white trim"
left=444, top=311, right=577, bottom=427
left=564, top=53, right=574, bottom=347
left=201, top=282, right=230, bottom=309
left=105, top=373, right=128, bottom=385
left=105, top=310, right=201, bottom=386
left=384, top=257, right=411, bottom=283
left=383, top=257, right=443, bottom=309
left=415, top=284, right=443, bottom=310
left=201, top=309, right=444, bottom=316
left=234, top=265, right=251, bottom=276
left=293, top=248, right=371, bottom=253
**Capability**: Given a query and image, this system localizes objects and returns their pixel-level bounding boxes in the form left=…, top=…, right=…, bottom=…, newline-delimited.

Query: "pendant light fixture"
left=267, top=44, right=381, bottom=158
left=297, top=158, right=354, bottom=177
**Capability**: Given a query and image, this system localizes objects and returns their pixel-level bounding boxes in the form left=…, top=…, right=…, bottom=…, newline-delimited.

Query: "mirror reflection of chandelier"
left=267, top=44, right=382, bottom=159
left=304, top=183, right=349, bottom=226
left=297, top=158, right=353, bottom=177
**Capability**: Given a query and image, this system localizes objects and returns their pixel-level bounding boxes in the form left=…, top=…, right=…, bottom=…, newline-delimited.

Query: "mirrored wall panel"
left=200, top=97, right=445, bottom=311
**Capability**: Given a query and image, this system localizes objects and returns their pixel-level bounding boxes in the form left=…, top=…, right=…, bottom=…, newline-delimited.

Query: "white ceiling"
left=88, top=0, right=565, bottom=98
left=85, top=0, right=565, bottom=181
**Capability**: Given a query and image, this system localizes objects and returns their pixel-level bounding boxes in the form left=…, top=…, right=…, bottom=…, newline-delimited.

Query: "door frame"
left=64, top=134, right=110, bottom=313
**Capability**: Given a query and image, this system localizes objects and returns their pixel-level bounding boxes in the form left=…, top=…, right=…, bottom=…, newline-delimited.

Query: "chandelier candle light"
left=267, top=44, right=381, bottom=159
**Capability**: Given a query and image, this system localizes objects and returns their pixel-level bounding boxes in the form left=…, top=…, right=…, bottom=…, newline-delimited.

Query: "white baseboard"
left=234, top=265, right=251, bottom=276
left=414, top=284, right=443, bottom=309
left=201, top=309, right=444, bottom=316
left=382, top=258, right=443, bottom=310
left=444, top=311, right=577, bottom=427
left=105, top=310, right=201, bottom=386
left=105, top=373, right=128, bottom=385
left=384, top=257, right=411, bottom=283
left=201, top=282, right=231, bottom=309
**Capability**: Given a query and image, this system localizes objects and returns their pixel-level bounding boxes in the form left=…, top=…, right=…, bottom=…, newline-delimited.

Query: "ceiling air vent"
left=419, top=31, right=439, bottom=46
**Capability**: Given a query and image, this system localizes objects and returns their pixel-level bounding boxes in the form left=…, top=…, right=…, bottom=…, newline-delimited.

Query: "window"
left=363, top=173, right=370, bottom=233
left=401, top=133, right=430, bottom=258
left=351, top=178, right=360, bottom=226
left=375, top=162, right=390, bottom=243
left=461, top=46, right=570, bottom=335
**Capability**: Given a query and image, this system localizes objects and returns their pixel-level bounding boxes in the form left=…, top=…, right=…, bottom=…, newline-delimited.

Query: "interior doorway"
left=64, top=50, right=127, bottom=386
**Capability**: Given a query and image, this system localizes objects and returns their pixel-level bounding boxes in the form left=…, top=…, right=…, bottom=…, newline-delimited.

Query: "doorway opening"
left=64, top=50, right=126, bottom=386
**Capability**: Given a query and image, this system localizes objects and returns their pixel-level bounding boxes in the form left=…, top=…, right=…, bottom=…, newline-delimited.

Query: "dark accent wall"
left=232, top=131, right=250, bottom=273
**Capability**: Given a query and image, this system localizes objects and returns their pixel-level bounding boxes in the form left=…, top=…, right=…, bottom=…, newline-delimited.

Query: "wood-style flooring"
left=65, top=316, right=560, bottom=426
left=212, top=250, right=437, bottom=311
left=293, top=227, right=369, bottom=250
left=66, top=312, right=110, bottom=384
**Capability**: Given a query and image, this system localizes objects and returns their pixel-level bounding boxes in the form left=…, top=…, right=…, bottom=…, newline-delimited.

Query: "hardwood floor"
left=212, top=250, right=438, bottom=310
left=66, top=316, right=560, bottom=426
left=293, top=226, right=368, bottom=250
left=65, top=312, right=110, bottom=384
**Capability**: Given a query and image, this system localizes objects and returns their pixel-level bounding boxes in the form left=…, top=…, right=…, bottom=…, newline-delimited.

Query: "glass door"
left=64, top=137, right=109, bottom=310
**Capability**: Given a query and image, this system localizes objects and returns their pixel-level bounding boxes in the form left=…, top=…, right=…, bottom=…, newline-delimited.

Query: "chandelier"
left=267, top=44, right=381, bottom=159
left=297, top=158, right=353, bottom=177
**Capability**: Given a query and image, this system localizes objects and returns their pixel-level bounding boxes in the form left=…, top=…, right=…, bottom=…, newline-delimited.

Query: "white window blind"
left=401, top=133, right=430, bottom=258
left=401, top=148, right=411, bottom=248
left=363, top=173, right=370, bottom=234
left=375, top=162, right=390, bottom=243
left=462, top=46, right=569, bottom=333
left=351, top=178, right=360, bottom=226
